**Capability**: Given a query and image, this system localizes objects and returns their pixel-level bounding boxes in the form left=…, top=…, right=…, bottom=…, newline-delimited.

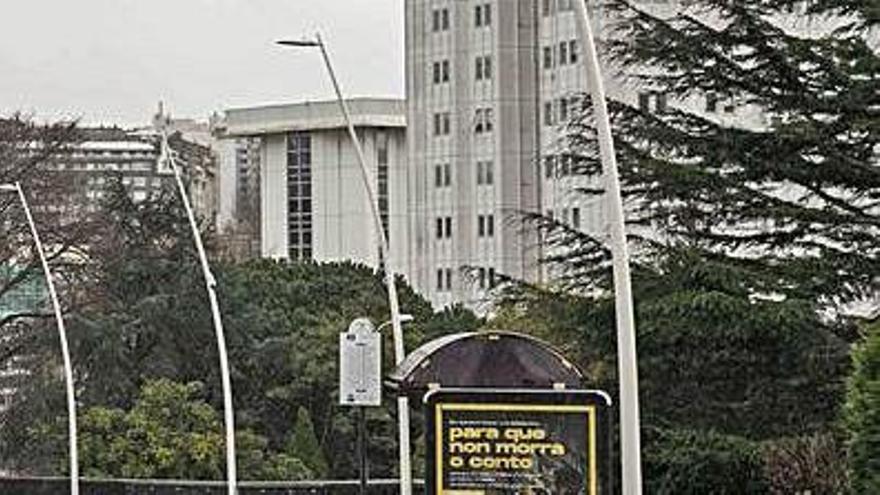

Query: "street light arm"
left=9, top=182, right=80, bottom=495
left=278, top=32, right=413, bottom=495
left=277, top=40, right=321, bottom=48
left=571, top=4, right=643, bottom=495
left=159, top=132, right=238, bottom=495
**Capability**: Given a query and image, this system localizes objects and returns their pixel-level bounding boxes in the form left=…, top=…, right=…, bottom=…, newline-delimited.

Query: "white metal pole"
left=571, top=3, right=644, bottom=494
left=312, top=34, right=412, bottom=495
left=159, top=135, right=238, bottom=495
left=9, top=182, right=80, bottom=495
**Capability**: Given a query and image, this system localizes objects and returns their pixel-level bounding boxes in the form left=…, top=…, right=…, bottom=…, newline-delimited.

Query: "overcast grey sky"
left=0, top=0, right=404, bottom=126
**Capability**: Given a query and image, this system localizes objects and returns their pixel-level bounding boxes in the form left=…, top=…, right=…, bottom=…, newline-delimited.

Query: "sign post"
left=425, top=389, right=611, bottom=494
left=340, top=318, right=383, bottom=495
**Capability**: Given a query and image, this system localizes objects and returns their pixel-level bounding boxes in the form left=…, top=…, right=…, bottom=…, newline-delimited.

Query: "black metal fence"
left=0, top=478, right=425, bottom=495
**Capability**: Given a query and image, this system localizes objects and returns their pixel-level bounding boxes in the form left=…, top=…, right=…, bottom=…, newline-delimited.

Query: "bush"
left=645, top=428, right=769, bottom=494
left=763, top=433, right=847, bottom=495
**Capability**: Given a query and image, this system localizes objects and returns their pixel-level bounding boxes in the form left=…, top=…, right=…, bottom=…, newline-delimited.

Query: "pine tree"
left=558, top=0, right=879, bottom=326
left=288, top=406, right=329, bottom=478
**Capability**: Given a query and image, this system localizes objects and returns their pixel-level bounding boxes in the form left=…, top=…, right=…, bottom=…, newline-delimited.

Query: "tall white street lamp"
left=276, top=34, right=413, bottom=495
left=572, top=3, right=644, bottom=494
left=157, top=133, right=238, bottom=495
left=0, top=182, right=79, bottom=495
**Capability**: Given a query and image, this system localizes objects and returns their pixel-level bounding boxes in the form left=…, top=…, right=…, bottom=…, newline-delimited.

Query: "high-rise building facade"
left=405, top=0, right=613, bottom=308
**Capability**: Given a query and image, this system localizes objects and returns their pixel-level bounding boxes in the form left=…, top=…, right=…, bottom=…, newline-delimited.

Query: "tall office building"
left=405, top=0, right=610, bottom=308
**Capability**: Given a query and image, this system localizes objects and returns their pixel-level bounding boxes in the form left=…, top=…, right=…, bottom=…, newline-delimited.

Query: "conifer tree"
left=557, top=0, right=879, bottom=328
left=288, top=406, right=329, bottom=478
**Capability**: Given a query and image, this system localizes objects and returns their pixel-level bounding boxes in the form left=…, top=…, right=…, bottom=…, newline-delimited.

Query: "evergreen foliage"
left=288, top=407, right=328, bottom=478
left=0, top=180, right=479, bottom=479
left=644, top=428, right=768, bottom=494
left=556, top=0, right=879, bottom=322
left=844, top=322, right=880, bottom=492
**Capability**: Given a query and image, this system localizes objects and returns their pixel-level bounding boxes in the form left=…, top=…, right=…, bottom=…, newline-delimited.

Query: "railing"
left=0, top=477, right=425, bottom=494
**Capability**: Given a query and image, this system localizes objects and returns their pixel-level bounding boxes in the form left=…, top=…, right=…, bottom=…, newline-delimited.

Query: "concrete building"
left=404, top=0, right=621, bottom=308
left=219, top=99, right=409, bottom=272
left=151, top=105, right=221, bottom=223
left=47, top=126, right=217, bottom=221
left=216, top=136, right=262, bottom=260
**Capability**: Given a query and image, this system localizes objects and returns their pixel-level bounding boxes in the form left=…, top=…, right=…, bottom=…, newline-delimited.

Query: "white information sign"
left=339, top=318, right=382, bottom=406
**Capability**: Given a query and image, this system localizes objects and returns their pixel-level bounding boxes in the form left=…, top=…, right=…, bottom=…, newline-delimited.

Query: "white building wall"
left=217, top=139, right=238, bottom=230
left=228, top=99, right=408, bottom=273
left=261, top=133, right=288, bottom=259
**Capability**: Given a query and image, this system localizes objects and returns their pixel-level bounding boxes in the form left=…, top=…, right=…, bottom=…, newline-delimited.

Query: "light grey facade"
left=220, top=99, right=409, bottom=273
left=405, top=0, right=617, bottom=308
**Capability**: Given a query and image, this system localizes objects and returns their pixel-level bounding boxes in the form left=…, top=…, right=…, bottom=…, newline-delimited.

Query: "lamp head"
left=276, top=39, right=321, bottom=48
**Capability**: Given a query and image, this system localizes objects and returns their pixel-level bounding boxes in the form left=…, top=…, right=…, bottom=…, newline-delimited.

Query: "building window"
left=433, top=8, right=450, bottom=32
left=706, top=93, right=718, bottom=113
left=377, top=134, right=389, bottom=239
left=488, top=267, right=496, bottom=288
left=544, top=102, right=554, bottom=126
left=434, top=163, right=452, bottom=188
left=445, top=268, right=453, bottom=291
left=287, top=132, right=312, bottom=261
left=433, top=59, right=450, bottom=84
left=475, top=55, right=492, bottom=81
left=656, top=92, right=668, bottom=114
left=477, top=160, right=494, bottom=186
left=543, top=46, right=553, bottom=69
left=477, top=214, right=495, bottom=237
left=559, top=42, right=568, bottom=66
left=638, top=92, right=651, bottom=113
left=572, top=207, right=581, bottom=229
left=437, top=269, right=445, bottom=290
left=474, top=108, right=494, bottom=134
left=436, top=216, right=453, bottom=239
left=432, top=62, right=440, bottom=84
left=545, top=155, right=556, bottom=179
left=543, top=0, right=552, bottom=16
left=435, top=164, right=443, bottom=187
left=433, top=112, right=451, bottom=135
left=559, top=97, right=569, bottom=122
left=475, top=3, right=492, bottom=27
left=478, top=267, right=487, bottom=289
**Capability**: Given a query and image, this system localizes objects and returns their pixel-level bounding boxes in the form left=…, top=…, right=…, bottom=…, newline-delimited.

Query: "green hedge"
left=645, top=428, right=769, bottom=494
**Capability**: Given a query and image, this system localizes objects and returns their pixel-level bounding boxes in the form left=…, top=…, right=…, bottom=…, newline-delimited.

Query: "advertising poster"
left=425, top=389, right=610, bottom=495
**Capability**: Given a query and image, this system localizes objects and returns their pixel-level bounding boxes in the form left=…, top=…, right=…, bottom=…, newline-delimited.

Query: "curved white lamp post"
left=157, top=135, right=238, bottom=495
left=571, top=3, right=644, bottom=494
left=0, top=182, right=79, bottom=495
left=276, top=34, right=413, bottom=495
